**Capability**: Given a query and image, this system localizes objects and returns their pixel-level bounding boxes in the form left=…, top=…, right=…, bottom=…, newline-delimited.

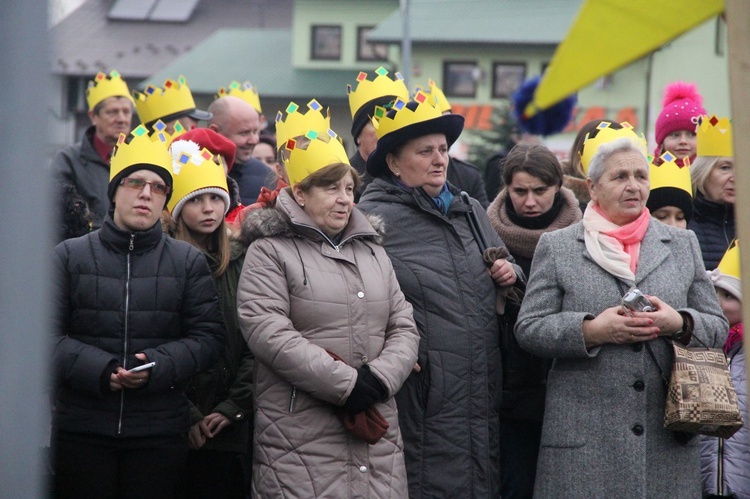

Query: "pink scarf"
left=583, top=203, right=650, bottom=282
left=725, top=323, right=744, bottom=356
left=594, top=204, right=650, bottom=273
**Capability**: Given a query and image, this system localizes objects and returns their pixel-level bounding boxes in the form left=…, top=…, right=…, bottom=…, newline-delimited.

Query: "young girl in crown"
left=167, top=129, right=253, bottom=499
left=653, top=82, right=705, bottom=166
left=701, top=242, right=749, bottom=498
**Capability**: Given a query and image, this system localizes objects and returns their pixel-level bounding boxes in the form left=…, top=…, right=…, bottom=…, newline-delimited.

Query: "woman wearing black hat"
left=357, top=94, right=523, bottom=498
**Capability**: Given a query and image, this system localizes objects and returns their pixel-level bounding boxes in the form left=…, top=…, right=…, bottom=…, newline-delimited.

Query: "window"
left=443, top=61, right=479, bottom=98
left=357, top=26, right=388, bottom=62
left=311, top=25, right=342, bottom=61
left=492, top=63, right=526, bottom=98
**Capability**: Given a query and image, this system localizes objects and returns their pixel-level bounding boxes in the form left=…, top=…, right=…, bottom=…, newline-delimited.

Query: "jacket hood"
left=236, top=188, right=384, bottom=248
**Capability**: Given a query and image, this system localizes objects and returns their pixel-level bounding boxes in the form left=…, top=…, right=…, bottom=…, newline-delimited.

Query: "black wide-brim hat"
left=366, top=113, right=465, bottom=178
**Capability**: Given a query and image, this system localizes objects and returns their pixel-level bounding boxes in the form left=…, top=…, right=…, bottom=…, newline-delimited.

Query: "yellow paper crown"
left=414, top=79, right=451, bottom=113
left=110, top=125, right=173, bottom=181
left=282, top=129, right=350, bottom=188
left=649, top=152, right=692, bottom=195
left=216, top=81, right=262, bottom=113
left=133, top=76, right=197, bottom=125
left=86, top=70, right=134, bottom=110
left=697, top=115, right=733, bottom=157
left=371, top=91, right=442, bottom=139
left=347, top=66, right=410, bottom=118
left=718, top=239, right=740, bottom=281
left=580, top=122, right=647, bottom=175
left=275, top=100, right=331, bottom=151
left=167, top=138, right=229, bottom=215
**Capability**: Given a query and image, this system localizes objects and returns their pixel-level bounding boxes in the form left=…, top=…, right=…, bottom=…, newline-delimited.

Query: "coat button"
left=632, top=380, right=645, bottom=391
left=359, top=465, right=367, bottom=473
left=357, top=291, right=364, bottom=298
left=631, top=424, right=644, bottom=436
left=631, top=343, right=643, bottom=352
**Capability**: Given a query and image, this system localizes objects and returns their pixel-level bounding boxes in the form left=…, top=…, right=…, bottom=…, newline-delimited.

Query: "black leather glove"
left=343, top=365, right=387, bottom=415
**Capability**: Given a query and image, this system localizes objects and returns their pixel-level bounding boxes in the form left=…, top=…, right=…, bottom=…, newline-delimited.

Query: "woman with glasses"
left=52, top=127, right=225, bottom=498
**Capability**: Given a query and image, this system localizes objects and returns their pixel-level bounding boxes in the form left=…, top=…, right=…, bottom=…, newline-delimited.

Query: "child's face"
left=651, top=206, right=687, bottom=229
left=716, top=287, right=742, bottom=327
left=662, top=130, right=697, bottom=160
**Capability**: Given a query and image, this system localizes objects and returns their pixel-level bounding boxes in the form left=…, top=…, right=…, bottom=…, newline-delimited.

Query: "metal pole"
left=725, top=1, right=750, bottom=405
left=0, top=0, right=51, bottom=497
left=400, top=0, right=411, bottom=88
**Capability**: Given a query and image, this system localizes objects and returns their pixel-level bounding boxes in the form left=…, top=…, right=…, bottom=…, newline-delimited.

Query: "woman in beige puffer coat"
left=236, top=157, right=419, bottom=498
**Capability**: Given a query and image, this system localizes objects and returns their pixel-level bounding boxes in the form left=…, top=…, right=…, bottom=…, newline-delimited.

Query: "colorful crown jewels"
left=133, top=76, right=198, bottom=125
left=86, top=70, right=134, bottom=111
left=275, top=100, right=331, bottom=151
left=216, top=81, right=262, bottom=113
left=697, top=115, right=733, bottom=157
left=414, top=79, right=451, bottom=114
left=282, top=129, right=350, bottom=188
left=167, top=138, right=229, bottom=216
left=717, top=239, right=740, bottom=281
left=371, top=91, right=441, bottom=139
left=580, top=122, right=647, bottom=175
left=347, top=66, right=410, bottom=118
left=649, top=151, right=692, bottom=195
left=110, top=125, right=173, bottom=181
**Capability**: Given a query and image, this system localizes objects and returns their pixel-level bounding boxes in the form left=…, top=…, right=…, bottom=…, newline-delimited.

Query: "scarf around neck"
left=487, top=187, right=582, bottom=259
left=582, top=202, right=650, bottom=283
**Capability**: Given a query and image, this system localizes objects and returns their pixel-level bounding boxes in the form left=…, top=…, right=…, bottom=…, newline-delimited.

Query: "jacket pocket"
left=423, top=351, right=444, bottom=418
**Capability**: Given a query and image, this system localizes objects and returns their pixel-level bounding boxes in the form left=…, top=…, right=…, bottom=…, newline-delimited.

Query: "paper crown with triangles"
left=110, top=124, right=174, bottom=182
left=580, top=121, right=647, bottom=175
left=347, top=66, right=409, bottom=118
left=133, top=76, right=198, bottom=125
left=275, top=100, right=331, bottom=151
left=414, top=79, right=451, bottom=113
left=86, top=70, right=134, bottom=111
left=216, top=81, right=262, bottom=113
left=649, top=151, right=692, bottom=195
left=370, top=91, right=443, bottom=139
left=281, top=129, right=350, bottom=188
left=718, top=239, right=741, bottom=280
left=167, top=137, right=230, bottom=219
left=697, top=115, right=733, bottom=157
left=710, top=239, right=742, bottom=300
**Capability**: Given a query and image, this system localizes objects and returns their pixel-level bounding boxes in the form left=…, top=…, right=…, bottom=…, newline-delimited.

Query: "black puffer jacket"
left=358, top=177, right=522, bottom=499
left=51, top=126, right=111, bottom=229
left=53, top=215, right=226, bottom=438
left=688, top=192, right=735, bottom=270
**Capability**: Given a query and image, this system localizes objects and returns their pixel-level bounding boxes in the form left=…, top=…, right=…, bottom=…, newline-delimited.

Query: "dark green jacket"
left=187, top=240, right=254, bottom=453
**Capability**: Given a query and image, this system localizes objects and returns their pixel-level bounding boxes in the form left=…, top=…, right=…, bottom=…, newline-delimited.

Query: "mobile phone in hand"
left=128, top=361, right=156, bottom=373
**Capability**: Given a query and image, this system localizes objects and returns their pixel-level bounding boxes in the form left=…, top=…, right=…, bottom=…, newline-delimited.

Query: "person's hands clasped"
left=111, top=353, right=151, bottom=391
left=489, top=258, right=517, bottom=287
left=583, top=306, right=659, bottom=349
left=187, top=412, right=231, bottom=450
left=343, top=365, right=386, bottom=415
left=633, top=295, right=684, bottom=338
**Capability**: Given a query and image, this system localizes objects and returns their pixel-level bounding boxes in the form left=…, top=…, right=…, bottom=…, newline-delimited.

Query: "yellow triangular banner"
left=524, top=0, right=724, bottom=118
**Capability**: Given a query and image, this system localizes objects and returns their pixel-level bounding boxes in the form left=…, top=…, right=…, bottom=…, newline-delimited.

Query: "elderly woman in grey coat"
left=515, top=132, right=728, bottom=498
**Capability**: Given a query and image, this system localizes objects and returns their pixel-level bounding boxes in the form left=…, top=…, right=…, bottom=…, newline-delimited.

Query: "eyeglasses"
left=119, top=177, right=171, bottom=196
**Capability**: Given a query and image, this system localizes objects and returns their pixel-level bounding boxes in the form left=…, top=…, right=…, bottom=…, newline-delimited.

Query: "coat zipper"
left=117, top=233, right=135, bottom=435
left=289, top=386, right=297, bottom=413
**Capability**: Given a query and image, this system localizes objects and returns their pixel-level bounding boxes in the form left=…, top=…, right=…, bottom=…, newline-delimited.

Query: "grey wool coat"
left=515, top=219, right=728, bottom=498
left=236, top=189, right=419, bottom=499
left=358, top=177, right=522, bottom=498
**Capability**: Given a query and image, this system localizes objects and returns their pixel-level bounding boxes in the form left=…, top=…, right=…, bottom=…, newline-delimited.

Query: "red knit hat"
left=172, top=128, right=237, bottom=172
left=654, top=82, right=705, bottom=147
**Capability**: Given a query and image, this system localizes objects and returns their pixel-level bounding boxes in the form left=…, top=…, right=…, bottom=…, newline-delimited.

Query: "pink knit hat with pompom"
left=654, top=82, right=705, bottom=147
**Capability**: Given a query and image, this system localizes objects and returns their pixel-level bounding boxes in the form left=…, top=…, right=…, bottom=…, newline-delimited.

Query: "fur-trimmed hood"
left=236, top=188, right=385, bottom=248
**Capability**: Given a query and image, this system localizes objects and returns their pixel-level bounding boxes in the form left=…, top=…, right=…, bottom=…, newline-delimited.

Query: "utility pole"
left=400, top=0, right=411, bottom=88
